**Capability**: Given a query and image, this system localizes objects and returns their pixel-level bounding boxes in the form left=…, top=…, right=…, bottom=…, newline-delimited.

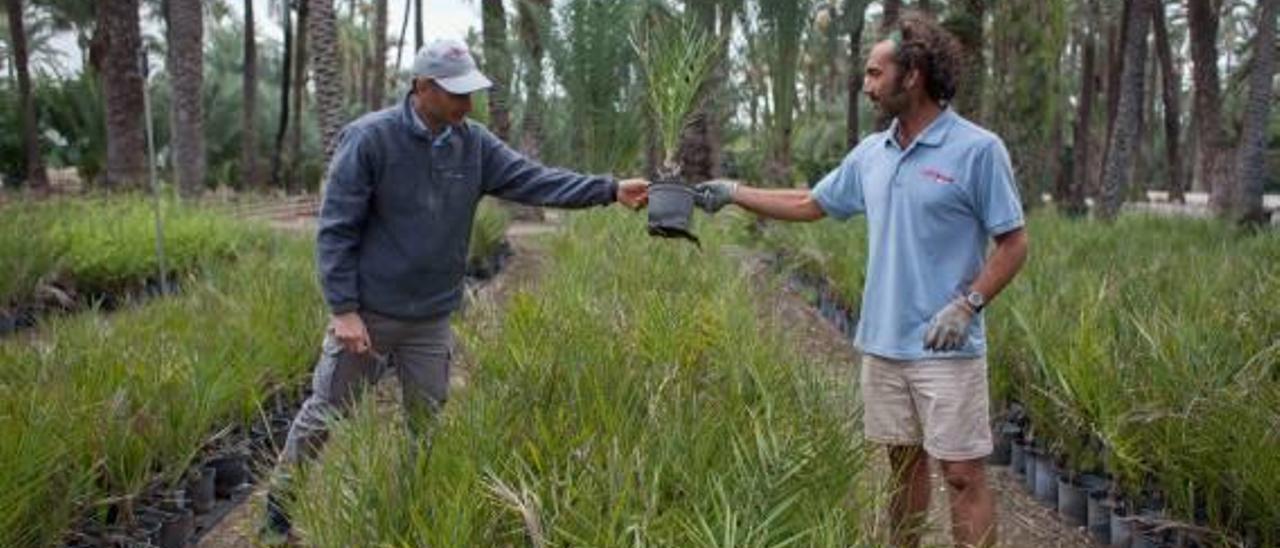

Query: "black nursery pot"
left=187, top=466, right=216, bottom=514
left=647, top=182, right=700, bottom=244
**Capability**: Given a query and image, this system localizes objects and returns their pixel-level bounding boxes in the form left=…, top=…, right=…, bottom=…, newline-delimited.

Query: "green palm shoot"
left=631, top=14, right=722, bottom=182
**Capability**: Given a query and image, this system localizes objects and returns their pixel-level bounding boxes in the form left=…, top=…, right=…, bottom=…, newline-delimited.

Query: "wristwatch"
left=965, top=290, right=986, bottom=313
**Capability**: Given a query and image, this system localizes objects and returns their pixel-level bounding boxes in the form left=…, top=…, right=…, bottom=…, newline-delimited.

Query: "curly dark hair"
left=888, top=11, right=963, bottom=104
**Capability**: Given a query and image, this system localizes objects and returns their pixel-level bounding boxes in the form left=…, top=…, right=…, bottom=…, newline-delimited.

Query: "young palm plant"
left=631, top=12, right=722, bottom=242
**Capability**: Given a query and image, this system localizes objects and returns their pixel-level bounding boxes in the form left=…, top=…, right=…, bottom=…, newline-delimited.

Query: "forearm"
left=970, top=228, right=1028, bottom=303
left=733, top=186, right=826, bottom=222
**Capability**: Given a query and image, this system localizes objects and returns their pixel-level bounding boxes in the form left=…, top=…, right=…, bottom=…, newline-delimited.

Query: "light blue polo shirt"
left=811, top=108, right=1024, bottom=361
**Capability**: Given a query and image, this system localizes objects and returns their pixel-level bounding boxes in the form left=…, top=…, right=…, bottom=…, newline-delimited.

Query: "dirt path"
left=742, top=251, right=1097, bottom=548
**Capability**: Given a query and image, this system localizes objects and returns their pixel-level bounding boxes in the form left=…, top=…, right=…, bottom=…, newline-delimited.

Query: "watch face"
left=967, top=292, right=984, bottom=309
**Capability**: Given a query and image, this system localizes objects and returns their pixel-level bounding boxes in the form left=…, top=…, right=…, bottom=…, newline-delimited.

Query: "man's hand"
left=616, top=178, right=650, bottom=210
left=693, top=179, right=739, bottom=213
left=329, top=312, right=372, bottom=354
left=923, top=298, right=975, bottom=352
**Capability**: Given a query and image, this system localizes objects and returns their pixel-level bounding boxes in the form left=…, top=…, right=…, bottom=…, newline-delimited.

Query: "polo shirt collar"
left=882, top=107, right=957, bottom=150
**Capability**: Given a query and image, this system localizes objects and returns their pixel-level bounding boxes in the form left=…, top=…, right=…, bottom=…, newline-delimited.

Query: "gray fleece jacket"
left=316, top=94, right=618, bottom=319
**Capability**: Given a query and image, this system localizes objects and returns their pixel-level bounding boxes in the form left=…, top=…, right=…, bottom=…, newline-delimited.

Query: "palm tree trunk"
left=1151, top=1, right=1182, bottom=203
left=1234, top=0, right=1275, bottom=226
left=1064, top=21, right=1094, bottom=217
left=242, top=0, right=259, bottom=189
left=371, top=0, right=387, bottom=108
left=100, top=0, right=147, bottom=190
left=1098, top=0, right=1150, bottom=220
left=845, top=0, right=869, bottom=148
left=414, top=0, right=423, bottom=50
left=882, top=0, right=901, bottom=32
left=289, top=0, right=309, bottom=191
left=517, top=0, right=550, bottom=159
left=763, top=0, right=803, bottom=186
left=481, top=0, right=511, bottom=140
left=1187, top=0, right=1232, bottom=212
left=947, top=0, right=985, bottom=122
left=271, top=0, right=293, bottom=189
left=5, top=0, right=48, bottom=191
left=309, top=0, right=343, bottom=164
left=395, top=0, right=411, bottom=76
left=165, top=0, right=205, bottom=197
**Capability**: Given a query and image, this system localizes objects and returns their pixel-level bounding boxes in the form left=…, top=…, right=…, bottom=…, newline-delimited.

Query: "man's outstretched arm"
left=695, top=180, right=826, bottom=222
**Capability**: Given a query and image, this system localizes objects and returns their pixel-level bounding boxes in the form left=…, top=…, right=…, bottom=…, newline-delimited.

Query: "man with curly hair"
left=696, top=12, right=1028, bottom=548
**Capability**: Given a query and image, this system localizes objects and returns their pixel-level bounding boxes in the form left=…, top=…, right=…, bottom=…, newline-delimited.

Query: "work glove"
left=693, top=179, right=738, bottom=214
left=923, top=298, right=975, bottom=352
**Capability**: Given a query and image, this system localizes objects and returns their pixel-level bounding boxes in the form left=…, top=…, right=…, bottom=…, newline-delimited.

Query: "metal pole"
left=141, top=45, right=169, bottom=295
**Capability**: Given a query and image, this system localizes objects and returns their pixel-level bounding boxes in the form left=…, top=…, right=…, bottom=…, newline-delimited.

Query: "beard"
left=869, top=73, right=909, bottom=129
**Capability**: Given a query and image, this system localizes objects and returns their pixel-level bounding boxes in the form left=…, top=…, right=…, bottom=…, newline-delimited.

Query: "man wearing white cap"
left=260, top=38, right=649, bottom=542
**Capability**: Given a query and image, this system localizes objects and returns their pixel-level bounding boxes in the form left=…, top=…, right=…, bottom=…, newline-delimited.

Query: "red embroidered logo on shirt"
left=921, top=168, right=955, bottom=184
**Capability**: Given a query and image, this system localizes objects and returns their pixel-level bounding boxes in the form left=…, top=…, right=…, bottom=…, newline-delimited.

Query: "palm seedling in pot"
left=631, top=13, right=722, bottom=243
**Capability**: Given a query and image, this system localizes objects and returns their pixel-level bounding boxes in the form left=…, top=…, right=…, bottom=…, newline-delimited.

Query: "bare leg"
left=940, top=458, right=996, bottom=548
left=888, top=445, right=932, bottom=548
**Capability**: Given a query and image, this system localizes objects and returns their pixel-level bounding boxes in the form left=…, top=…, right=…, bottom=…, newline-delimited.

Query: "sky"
left=46, top=0, right=483, bottom=75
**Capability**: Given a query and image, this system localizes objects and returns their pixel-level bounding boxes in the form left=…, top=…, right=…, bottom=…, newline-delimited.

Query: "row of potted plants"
left=0, top=196, right=273, bottom=335
left=11, top=199, right=516, bottom=548
left=754, top=212, right=1279, bottom=547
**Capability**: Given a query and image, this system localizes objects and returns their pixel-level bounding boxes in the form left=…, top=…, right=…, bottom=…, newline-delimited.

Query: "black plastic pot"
left=990, top=423, right=1019, bottom=466
left=1033, top=453, right=1059, bottom=507
left=187, top=466, right=216, bottom=514
left=1010, top=439, right=1028, bottom=477
left=647, top=183, right=700, bottom=244
left=1111, top=502, right=1133, bottom=547
left=149, top=508, right=193, bottom=548
left=1057, top=475, right=1088, bottom=527
left=1023, top=447, right=1040, bottom=492
left=1088, top=490, right=1113, bottom=545
left=209, top=455, right=249, bottom=498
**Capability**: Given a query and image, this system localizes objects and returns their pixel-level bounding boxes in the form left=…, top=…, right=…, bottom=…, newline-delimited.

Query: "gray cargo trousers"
left=278, top=309, right=453, bottom=466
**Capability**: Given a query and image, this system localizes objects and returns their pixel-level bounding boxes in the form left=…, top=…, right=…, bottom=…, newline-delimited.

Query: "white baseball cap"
left=412, top=38, right=493, bottom=94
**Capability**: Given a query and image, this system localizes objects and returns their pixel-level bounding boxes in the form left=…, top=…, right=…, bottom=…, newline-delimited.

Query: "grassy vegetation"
left=989, top=214, right=1279, bottom=544
left=0, top=195, right=272, bottom=307
left=289, top=212, right=882, bottom=546
left=757, top=211, right=1280, bottom=545
left=0, top=193, right=517, bottom=546
left=0, top=230, right=324, bottom=546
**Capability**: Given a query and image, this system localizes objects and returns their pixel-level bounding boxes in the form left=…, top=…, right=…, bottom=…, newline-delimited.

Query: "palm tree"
left=760, top=0, right=809, bottom=186
left=945, top=0, right=985, bottom=121
left=516, top=0, right=551, bottom=158
left=289, top=0, right=308, bottom=190
left=1150, top=1, right=1181, bottom=203
left=482, top=0, right=511, bottom=140
left=1233, top=0, right=1275, bottom=226
left=371, top=0, right=386, bottom=107
left=676, top=0, right=721, bottom=183
left=166, top=0, right=205, bottom=197
left=1063, top=6, right=1095, bottom=217
left=1187, top=0, right=1231, bottom=210
left=881, top=0, right=901, bottom=31
left=271, top=0, right=292, bottom=188
left=1098, top=0, right=1150, bottom=220
left=99, top=0, right=146, bottom=189
left=5, top=0, right=49, bottom=190
left=308, top=0, right=343, bottom=164
left=413, top=0, right=422, bottom=50
left=844, top=0, right=871, bottom=148
left=243, top=0, right=260, bottom=188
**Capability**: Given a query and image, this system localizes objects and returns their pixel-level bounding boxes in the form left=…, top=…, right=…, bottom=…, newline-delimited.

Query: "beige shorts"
left=860, top=353, right=993, bottom=461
